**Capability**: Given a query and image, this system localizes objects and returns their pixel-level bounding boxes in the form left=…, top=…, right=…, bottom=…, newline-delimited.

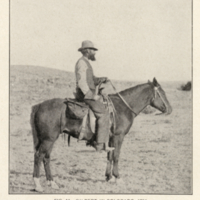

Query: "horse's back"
left=34, top=98, right=65, bottom=116
left=38, top=98, right=65, bottom=109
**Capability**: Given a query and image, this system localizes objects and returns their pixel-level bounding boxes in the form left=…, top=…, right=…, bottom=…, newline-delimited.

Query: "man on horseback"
left=75, top=40, right=114, bottom=152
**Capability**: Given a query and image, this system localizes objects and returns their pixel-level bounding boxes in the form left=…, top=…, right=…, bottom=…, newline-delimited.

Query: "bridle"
left=152, top=86, right=168, bottom=111
left=109, top=81, right=167, bottom=116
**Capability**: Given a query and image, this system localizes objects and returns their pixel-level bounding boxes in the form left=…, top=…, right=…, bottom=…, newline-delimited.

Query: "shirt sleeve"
left=76, top=60, right=90, bottom=95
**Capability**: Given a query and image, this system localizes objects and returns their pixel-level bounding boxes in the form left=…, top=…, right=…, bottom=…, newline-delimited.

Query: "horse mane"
left=108, top=82, right=154, bottom=100
left=119, top=82, right=152, bottom=96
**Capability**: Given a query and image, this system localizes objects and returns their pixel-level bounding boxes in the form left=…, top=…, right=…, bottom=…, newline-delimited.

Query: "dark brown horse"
left=30, top=78, right=172, bottom=192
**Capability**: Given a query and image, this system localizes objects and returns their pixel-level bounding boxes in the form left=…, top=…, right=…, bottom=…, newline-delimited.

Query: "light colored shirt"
left=75, top=56, right=106, bottom=99
left=75, top=58, right=90, bottom=95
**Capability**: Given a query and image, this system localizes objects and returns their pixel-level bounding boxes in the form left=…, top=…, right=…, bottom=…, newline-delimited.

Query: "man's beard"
left=89, top=54, right=96, bottom=61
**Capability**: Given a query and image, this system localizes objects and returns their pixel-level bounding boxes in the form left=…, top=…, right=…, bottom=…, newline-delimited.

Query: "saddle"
left=64, top=95, right=116, bottom=141
left=65, top=98, right=89, bottom=120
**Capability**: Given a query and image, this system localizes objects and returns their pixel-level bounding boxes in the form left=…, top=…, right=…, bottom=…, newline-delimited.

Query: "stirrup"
left=105, top=142, right=115, bottom=152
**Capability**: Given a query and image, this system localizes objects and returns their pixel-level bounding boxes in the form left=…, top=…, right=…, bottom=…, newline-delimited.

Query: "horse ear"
left=153, top=77, right=158, bottom=86
left=148, top=80, right=151, bottom=84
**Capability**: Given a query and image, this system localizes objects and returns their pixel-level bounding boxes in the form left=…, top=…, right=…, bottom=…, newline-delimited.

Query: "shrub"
left=180, top=81, right=192, bottom=91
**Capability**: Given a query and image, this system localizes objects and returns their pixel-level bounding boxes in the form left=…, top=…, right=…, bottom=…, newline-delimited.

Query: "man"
left=75, top=40, right=114, bottom=152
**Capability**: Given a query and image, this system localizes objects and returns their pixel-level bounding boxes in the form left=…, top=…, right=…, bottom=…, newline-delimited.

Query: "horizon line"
left=10, top=64, right=192, bottom=83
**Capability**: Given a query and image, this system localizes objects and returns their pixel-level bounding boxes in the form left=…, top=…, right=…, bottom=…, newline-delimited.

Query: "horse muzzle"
left=160, top=104, right=172, bottom=115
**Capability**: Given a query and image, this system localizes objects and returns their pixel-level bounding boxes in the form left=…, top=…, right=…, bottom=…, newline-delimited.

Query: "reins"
left=109, top=80, right=138, bottom=116
left=109, top=81, right=168, bottom=116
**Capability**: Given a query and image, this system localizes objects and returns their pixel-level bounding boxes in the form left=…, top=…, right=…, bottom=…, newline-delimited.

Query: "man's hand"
left=101, top=77, right=109, bottom=83
left=93, top=95, right=101, bottom=101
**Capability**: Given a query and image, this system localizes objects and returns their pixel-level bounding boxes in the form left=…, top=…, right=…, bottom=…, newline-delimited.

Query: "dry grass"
left=9, top=65, right=192, bottom=194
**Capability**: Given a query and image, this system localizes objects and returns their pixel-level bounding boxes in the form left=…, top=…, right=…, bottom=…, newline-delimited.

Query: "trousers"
left=84, top=98, right=110, bottom=144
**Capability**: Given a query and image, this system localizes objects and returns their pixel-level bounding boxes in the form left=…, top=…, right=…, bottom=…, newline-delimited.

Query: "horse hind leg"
left=33, top=147, right=45, bottom=192
left=43, top=142, right=59, bottom=190
left=33, top=140, right=55, bottom=192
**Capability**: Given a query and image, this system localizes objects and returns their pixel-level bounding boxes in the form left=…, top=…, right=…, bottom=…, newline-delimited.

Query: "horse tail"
left=30, top=104, right=40, bottom=152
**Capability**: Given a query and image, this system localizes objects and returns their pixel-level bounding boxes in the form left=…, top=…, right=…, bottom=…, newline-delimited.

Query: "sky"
left=10, top=0, right=192, bottom=81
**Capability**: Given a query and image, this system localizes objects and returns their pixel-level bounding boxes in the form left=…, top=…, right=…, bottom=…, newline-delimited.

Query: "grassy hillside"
left=10, top=65, right=192, bottom=194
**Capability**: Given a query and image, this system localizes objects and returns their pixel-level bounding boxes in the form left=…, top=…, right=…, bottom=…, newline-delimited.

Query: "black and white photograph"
left=1, top=0, right=197, bottom=198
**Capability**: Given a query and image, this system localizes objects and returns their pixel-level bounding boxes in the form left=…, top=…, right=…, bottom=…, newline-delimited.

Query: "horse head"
left=149, top=78, right=172, bottom=115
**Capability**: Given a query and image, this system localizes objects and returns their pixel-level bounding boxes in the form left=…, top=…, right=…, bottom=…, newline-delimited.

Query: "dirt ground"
left=9, top=65, right=192, bottom=194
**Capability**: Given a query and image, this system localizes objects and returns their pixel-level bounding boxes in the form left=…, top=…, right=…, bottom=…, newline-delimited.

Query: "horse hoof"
left=47, top=180, right=51, bottom=186
left=34, top=177, right=44, bottom=192
left=49, top=181, right=59, bottom=190
left=107, top=177, right=115, bottom=183
left=35, top=186, right=44, bottom=192
left=106, top=175, right=113, bottom=182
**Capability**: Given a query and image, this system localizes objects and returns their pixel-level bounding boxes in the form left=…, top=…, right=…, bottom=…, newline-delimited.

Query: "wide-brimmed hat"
left=78, top=40, right=98, bottom=51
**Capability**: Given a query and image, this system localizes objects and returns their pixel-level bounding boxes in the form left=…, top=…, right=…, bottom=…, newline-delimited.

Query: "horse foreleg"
left=112, top=135, right=123, bottom=180
left=112, top=151, right=120, bottom=179
left=105, top=151, right=113, bottom=181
